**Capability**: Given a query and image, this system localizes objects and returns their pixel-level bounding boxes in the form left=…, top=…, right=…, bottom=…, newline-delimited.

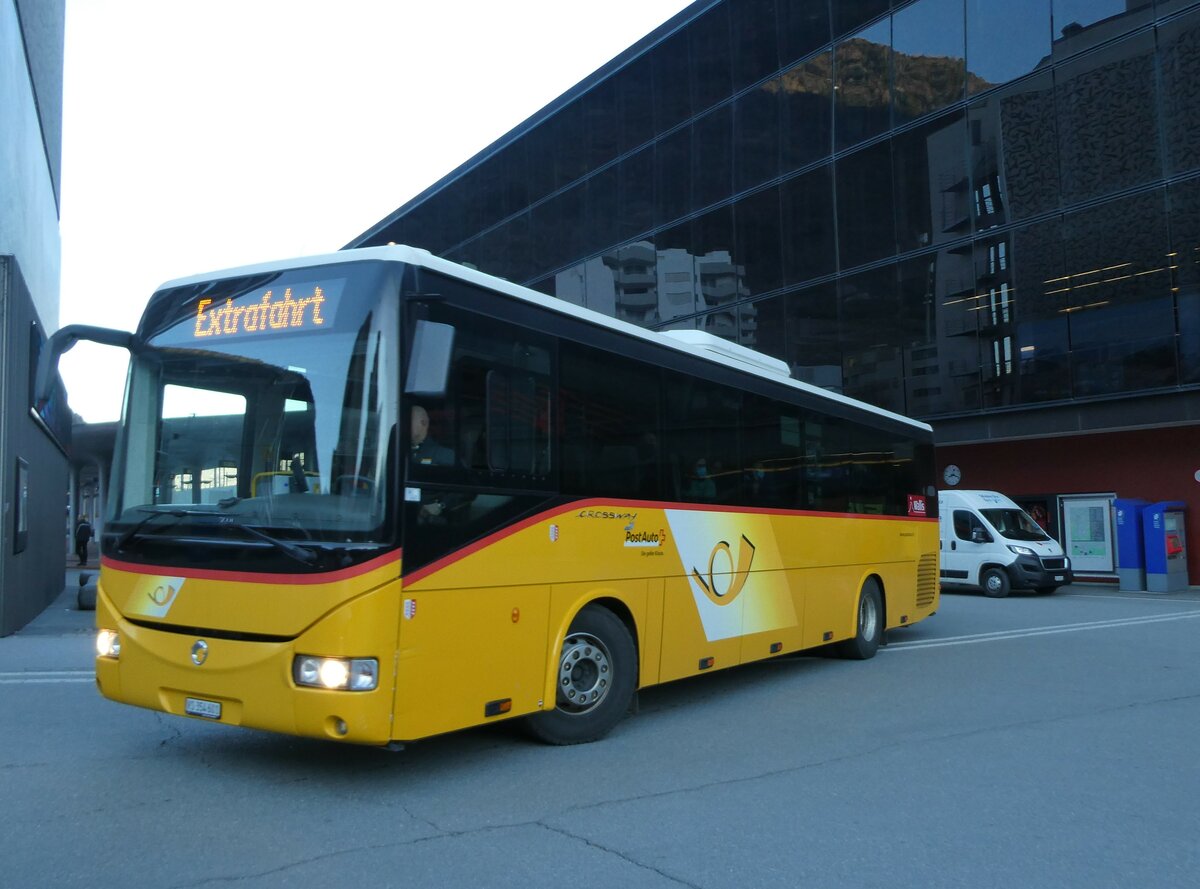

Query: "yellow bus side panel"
left=738, top=569, right=808, bottom=663
left=801, top=566, right=860, bottom=649
left=659, top=572, right=743, bottom=683
left=393, top=584, right=551, bottom=741
left=405, top=506, right=938, bottom=715
left=642, top=578, right=665, bottom=688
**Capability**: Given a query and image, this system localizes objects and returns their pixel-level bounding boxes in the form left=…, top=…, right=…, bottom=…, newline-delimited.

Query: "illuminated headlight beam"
left=292, top=655, right=377, bottom=691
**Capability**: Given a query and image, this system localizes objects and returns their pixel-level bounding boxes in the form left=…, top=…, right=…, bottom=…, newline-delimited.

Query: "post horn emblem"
left=191, top=640, right=209, bottom=666
left=692, top=535, right=756, bottom=606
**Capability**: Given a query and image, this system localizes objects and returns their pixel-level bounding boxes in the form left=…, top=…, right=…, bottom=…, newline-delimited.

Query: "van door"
left=942, top=509, right=994, bottom=586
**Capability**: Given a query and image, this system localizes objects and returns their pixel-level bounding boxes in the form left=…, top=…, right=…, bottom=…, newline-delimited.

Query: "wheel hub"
left=860, top=594, right=878, bottom=641
left=557, top=632, right=611, bottom=714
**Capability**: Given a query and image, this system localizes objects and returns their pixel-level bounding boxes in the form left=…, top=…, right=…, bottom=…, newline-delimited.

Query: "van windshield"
left=980, top=508, right=1050, bottom=542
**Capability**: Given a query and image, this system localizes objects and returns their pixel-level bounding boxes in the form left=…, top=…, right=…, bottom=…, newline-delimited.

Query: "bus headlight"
left=1008, top=545, right=1036, bottom=557
left=96, top=629, right=121, bottom=659
left=293, top=656, right=378, bottom=691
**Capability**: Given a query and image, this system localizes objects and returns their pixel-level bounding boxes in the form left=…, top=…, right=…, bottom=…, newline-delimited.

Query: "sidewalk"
left=15, top=561, right=98, bottom=636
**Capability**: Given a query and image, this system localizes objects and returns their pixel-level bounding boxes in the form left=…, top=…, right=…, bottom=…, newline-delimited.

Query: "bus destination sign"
left=193, top=285, right=331, bottom=340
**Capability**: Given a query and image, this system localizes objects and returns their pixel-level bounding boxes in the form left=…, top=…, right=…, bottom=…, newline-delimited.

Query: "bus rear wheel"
left=526, top=605, right=637, bottom=745
left=837, top=579, right=883, bottom=660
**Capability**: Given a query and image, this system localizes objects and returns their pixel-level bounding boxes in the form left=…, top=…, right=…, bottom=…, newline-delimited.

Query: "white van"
left=939, top=490, right=1072, bottom=597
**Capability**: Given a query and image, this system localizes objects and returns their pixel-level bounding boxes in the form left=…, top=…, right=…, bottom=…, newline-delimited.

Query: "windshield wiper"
left=115, top=508, right=316, bottom=566
left=114, top=509, right=192, bottom=551
left=238, top=524, right=318, bottom=566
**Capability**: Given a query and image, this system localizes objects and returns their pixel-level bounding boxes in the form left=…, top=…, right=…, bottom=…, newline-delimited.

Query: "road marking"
left=1070, top=593, right=1200, bottom=604
left=0, top=670, right=93, bottom=685
left=887, top=610, right=1200, bottom=651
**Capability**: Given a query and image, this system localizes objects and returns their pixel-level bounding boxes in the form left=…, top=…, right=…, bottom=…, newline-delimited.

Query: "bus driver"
left=410, top=405, right=454, bottom=466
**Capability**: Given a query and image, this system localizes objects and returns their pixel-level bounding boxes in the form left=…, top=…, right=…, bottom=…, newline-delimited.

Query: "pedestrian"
left=74, top=515, right=93, bottom=566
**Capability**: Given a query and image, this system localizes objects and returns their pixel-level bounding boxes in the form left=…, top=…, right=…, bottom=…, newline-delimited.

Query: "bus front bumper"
left=93, top=587, right=398, bottom=746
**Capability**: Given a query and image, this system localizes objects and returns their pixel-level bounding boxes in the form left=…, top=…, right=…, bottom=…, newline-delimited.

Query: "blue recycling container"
left=1143, top=502, right=1188, bottom=594
left=1108, top=499, right=1147, bottom=590
left=1113, top=498, right=1149, bottom=591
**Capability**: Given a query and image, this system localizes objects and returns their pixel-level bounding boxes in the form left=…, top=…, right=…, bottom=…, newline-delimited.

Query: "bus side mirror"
left=34, top=324, right=137, bottom=411
left=404, top=320, right=455, bottom=398
left=971, top=527, right=991, bottom=544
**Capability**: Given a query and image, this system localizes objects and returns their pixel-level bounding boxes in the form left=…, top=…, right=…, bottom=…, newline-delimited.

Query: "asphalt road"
left=3, top=583, right=1199, bottom=889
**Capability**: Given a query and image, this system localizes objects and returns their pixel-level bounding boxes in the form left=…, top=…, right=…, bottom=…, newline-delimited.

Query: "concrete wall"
left=0, top=0, right=63, bottom=329
left=0, top=0, right=66, bottom=634
left=0, top=258, right=68, bottom=635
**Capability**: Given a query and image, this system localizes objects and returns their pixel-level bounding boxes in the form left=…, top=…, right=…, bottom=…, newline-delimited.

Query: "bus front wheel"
left=526, top=605, right=637, bottom=745
left=837, top=579, right=883, bottom=660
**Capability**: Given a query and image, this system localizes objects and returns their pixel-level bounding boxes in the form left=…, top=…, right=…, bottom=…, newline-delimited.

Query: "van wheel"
left=982, top=568, right=1011, bottom=598
left=837, top=579, right=883, bottom=660
left=526, top=606, right=637, bottom=745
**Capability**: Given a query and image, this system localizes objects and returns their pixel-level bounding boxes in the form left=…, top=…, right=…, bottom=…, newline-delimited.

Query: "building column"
left=67, top=466, right=78, bottom=558
left=93, top=456, right=107, bottom=538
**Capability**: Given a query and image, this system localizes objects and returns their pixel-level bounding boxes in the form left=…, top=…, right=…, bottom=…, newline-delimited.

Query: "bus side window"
left=741, top=393, right=802, bottom=509
left=803, top=415, right=851, bottom=513
left=664, top=373, right=741, bottom=506
left=486, top=370, right=548, bottom=475
left=415, top=297, right=554, bottom=489
left=560, top=342, right=661, bottom=500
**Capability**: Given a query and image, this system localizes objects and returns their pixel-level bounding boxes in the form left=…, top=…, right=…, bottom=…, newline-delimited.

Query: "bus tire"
left=526, top=605, right=637, bottom=745
left=836, top=579, right=883, bottom=660
left=981, top=567, right=1011, bottom=598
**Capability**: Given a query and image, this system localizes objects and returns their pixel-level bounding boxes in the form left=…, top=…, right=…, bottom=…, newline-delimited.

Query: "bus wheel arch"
left=527, top=601, right=638, bottom=745
left=836, top=576, right=885, bottom=660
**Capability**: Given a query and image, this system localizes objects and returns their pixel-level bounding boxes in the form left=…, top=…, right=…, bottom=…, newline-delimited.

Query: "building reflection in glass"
left=359, top=1, right=1200, bottom=424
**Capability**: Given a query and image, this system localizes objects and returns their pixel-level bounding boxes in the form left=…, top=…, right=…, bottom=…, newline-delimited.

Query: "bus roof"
left=156, top=245, right=932, bottom=434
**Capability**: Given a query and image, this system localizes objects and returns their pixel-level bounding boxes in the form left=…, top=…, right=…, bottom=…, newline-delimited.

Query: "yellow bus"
left=41, top=246, right=938, bottom=747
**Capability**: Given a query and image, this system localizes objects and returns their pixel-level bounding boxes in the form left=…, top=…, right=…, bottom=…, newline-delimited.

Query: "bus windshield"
left=105, top=261, right=401, bottom=571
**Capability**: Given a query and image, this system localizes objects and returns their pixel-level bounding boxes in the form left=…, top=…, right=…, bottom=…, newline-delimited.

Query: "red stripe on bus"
left=98, top=549, right=402, bottom=585
left=402, top=498, right=936, bottom=586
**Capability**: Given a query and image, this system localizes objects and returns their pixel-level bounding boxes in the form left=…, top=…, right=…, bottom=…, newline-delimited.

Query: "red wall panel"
left=937, top=427, right=1200, bottom=585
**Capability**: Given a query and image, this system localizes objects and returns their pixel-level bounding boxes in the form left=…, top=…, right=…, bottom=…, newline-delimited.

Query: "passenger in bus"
left=410, top=405, right=454, bottom=466
left=684, top=458, right=717, bottom=501
left=746, top=461, right=781, bottom=506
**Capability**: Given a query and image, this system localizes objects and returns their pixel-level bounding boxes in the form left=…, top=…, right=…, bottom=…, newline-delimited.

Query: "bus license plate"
left=1054, top=575, right=1064, bottom=582
left=185, top=697, right=222, bottom=719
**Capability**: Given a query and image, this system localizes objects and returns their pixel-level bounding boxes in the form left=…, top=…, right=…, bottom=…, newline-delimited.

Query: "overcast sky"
left=58, top=0, right=694, bottom=422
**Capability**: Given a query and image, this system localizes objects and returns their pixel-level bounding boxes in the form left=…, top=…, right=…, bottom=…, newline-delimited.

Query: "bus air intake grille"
left=125, top=617, right=293, bottom=644
left=916, top=554, right=938, bottom=608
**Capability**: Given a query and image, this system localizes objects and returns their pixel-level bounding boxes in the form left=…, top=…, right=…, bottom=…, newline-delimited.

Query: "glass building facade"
left=350, top=0, right=1200, bottom=450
